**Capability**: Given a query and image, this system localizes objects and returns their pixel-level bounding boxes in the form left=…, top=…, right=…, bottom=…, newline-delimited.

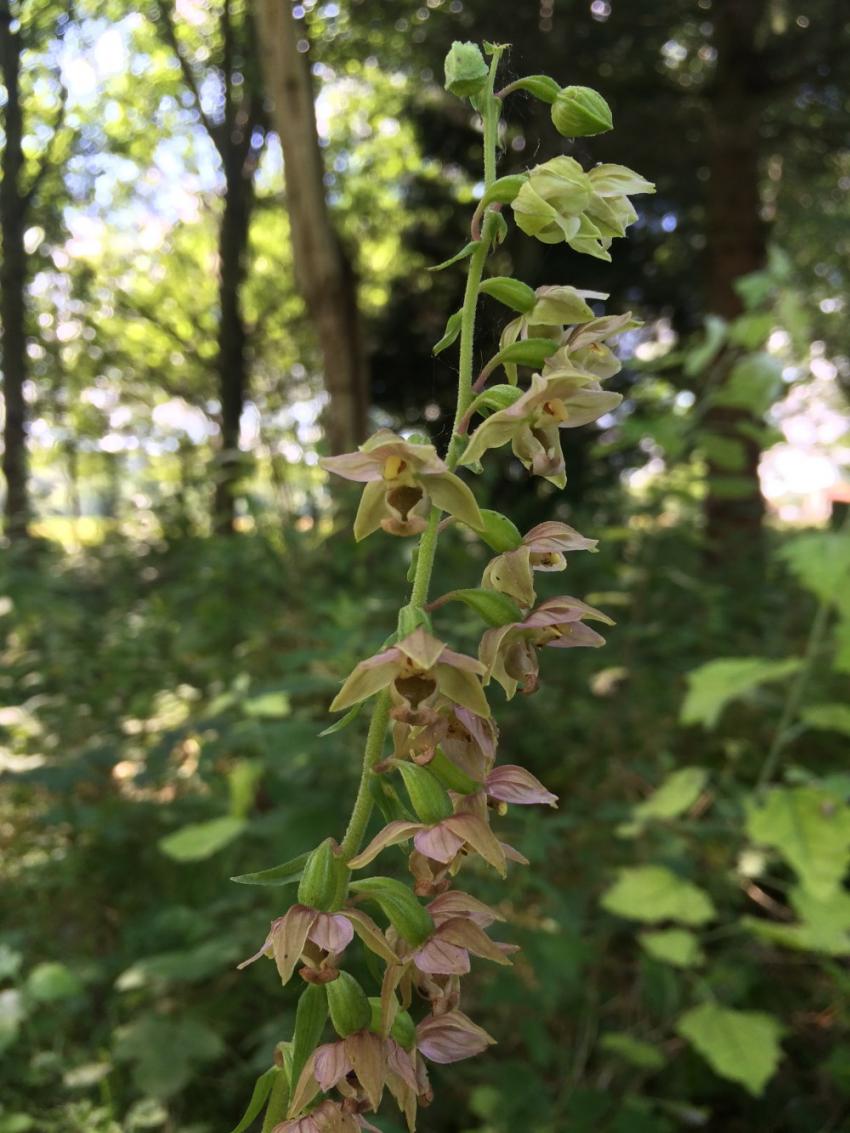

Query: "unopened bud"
left=327, top=971, right=371, bottom=1037
left=444, top=41, right=488, bottom=98
left=368, top=998, right=417, bottom=1049
left=551, top=85, right=613, bottom=137
left=297, top=838, right=348, bottom=912
left=397, top=761, right=453, bottom=825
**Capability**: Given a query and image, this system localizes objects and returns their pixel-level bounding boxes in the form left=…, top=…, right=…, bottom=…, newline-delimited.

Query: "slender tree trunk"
left=0, top=3, right=30, bottom=540
left=253, top=0, right=368, bottom=454
left=212, top=166, right=253, bottom=534
left=703, top=0, right=768, bottom=554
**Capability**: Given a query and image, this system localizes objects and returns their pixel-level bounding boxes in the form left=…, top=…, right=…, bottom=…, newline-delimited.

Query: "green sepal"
left=350, top=876, right=435, bottom=946
left=368, top=997, right=417, bottom=1049
left=491, top=211, right=509, bottom=245
left=231, top=851, right=310, bottom=888
left=229, top=1066, right=278, bottom=1133
left=481, top=174, right=527, bottom=208
left=319, top=702, right=363, bottom=737
left=427, top=747, right=482, bottom=795
left=469, top=508, right=523, bottom=552
left=437, top=587, right=524, bottom=627
left=369, top=774, right=415, bottom=824
left=479, top=277, right=537, bottom=313
left=433, top=308, right=464, bottom=354
left=486, top=337, right=560, bottom=382
left=297, top=838, right=348, bottom=912
left=429, top=243, right=480, bottom=273
left=504, top=74, right=561, bottom=104
left=396, top=760, right=454, bottom=824
left=327, top=971, right=372, bottom=1037
left=291, top=984, right=328, bottom=1088
left=398, top=604, right=432, bottom=637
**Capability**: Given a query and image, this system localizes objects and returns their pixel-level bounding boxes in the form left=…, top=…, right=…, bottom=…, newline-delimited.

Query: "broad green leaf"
left=228, top=1067, right=277, bottom=1133
left=639, top=929, right=704, bottom=969
left=746, top=787, right=850, bottom=898
left=779, top=533, right=850, bottom=603
left=801, top=704, right=850, bottom=737
left=485, top=337, right=560, bottom=381
left=479, top=277, right=536, bottom=313
left=630, top=767, right=708, bottom=826
left=26, top=962, right=83, bottom=1002
left=746, top=885, right=850, bottom=956
left=601, top=865, right=715, bottom=926
left=677, top=1002, right=784, bottom=1096
left=231, top=850, right=311, bottom=887
left=681, top=657, right=800, bottom=728
left=599, top=1032, right=666, bottom=1072
left=159, top=816, right=246, bottom=862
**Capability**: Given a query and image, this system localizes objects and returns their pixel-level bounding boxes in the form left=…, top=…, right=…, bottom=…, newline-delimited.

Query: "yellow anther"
left=542, top=398, right=569, bottom=422
left=383, top=455, right=407, bottom=480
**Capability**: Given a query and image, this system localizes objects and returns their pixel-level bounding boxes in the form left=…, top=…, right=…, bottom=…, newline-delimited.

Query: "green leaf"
left=228, top=1067, right=277, bottom=1133
left=713, top=352, right=782, bottom=414
left=433, top=308, right=464, bottom=355
left=469, top=509, right=523, bottom=552
left=681, top=657, right=801, bottom=728
left=242, top=691, right=290, bottom=718
left=676, top=1002, right=784, bottom=1096
left=744, top=884, right=850, bottom=956
left=291, top=984, right=328, bottom=1090
left=437, top=588, right=524, bottom=627
left=746, top=786, right=850, bottom=898
left=114, top=1015, right=225, bottom=1099
left=639, top=929, right=704, bottom=969
left=486, top=337, right=560, bottom=380
left=779, top=533, right=850, bottom=602
left=601, top=865, right=715, bottom=926
left=629, top=767, right=708, bottom=829
left=599, top=1032, right=666, bottom=1072
left=480, top=174, right=527, bottom=207
left=159, top=816, right=246, bottom=862
left=0, top=990, right=24, bottom=1054
left=466, top=385, right=525, bottom=419
left=504, top=74, right=562, bottom=104
left=683, top=315, right=726, bottom=377
left=801, top=704, right=850, bottom=737
left=231, top=850, right=311, bottom=888
left=26, top=962, right=83, bottom=1002
left=479, top=277, right=537, bottom=312
left=429, top=243, right=480, bottom=273
left=319, top=702, right=363, bottom=737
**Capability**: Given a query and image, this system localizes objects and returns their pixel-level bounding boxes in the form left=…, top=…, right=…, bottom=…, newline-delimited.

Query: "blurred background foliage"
left=1, top=0, right=849, bottom=1130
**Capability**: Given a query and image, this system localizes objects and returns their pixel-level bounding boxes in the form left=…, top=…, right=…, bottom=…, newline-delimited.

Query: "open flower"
left=415, top=1009, right=496, bottom=1064
left=482, top=521, right=597, bottom=607
left=408, top=890, right=517, bottom=976
left=498, top=285, right=601, bottom=382
left=543, top=311, right=637, bottom=381
left=330, top=627, right=490, bottom=721
left=460, top=371, right=622, bottom=488
left=290, top=1031, right=419, bottom=1118
left=480, top=596, right=614, bottom=698
left=272, top=1100, right=380, bottom=1133
left=486, top=764, right=558, bottom=807
left=238, top=904, right=396, bottom=986
left=348, top=809, right=509, bottom=877
left=321, top=430, right=482, bottom=541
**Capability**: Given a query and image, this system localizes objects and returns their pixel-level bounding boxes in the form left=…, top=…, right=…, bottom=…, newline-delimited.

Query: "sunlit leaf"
left=601, top=865, right=715, bottom=926
left=677, top=1002, right=784, bottom=1096
left=159, top=816, right=246, bottom=862
left=681, top=657, right=800, bottom=728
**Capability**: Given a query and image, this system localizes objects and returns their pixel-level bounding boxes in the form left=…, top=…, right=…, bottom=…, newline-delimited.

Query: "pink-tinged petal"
left=344, top=1031, right=386, bottom=1110
left=427, top=890, right=504, bottom=927
left=271, top=1113, right=320, bottom=1132
left=435, top=918, right=514, bottom=966
left=269, top=905, right=316, bottom=985
left=237, top=916, right=282, bottom=970
left=443, top=813, right=506, bottom=876
left=544, top=623, right=607, bottom=648
left=287, top=1054, right=323, bottom=1119
left=353, top=480, right=388, bottom=542
left=501, top=840, right=530, bottom=865
left=313, top=1041, right=353, bottom=1092
left=386, top=1039, right=419, bottom=1092
left=482, top=547, right=535, bottom=608
left=344, top=908, right=399, bottom=964
left=347, top=821, right=423, bottom=869
left=453, top=709, right=498, bottom=763
left=416, top=1010, right=496, bottom=1064
left=320, top=451, right=383, bottom=483
left=330, top=657, right=401, bottom=713
left=395, top=627, right=446, bottom=672
left=486, top=764, right=558, bottom=807
left=413, top=937, right=471, bottom=976
left=309, top=913, right=355, bottom=955
left=523, top=521, right=597, bottom=555
left=435, top=664, right=491, bottom=719
left=438, top=647, right=486, bottom=675
left=413, top=822, right=466, bottom=864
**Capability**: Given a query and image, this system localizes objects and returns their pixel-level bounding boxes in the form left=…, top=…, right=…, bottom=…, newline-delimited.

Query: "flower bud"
left=397, top=761, right=454, bottom=825
left=551, top=85, right=613, bottom=137
left=368, top=998, right=417, bottom=1049
left=296, top=838, right=348, bottom=912
left=444, top=41, right=489, bottom=98
left=326, top=970, right=371, bottom=1037
left=350, top=876, right=435, bottom=946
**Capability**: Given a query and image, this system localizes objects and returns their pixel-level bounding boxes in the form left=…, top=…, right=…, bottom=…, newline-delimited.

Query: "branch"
left=154, top=0, right=221, bottom=151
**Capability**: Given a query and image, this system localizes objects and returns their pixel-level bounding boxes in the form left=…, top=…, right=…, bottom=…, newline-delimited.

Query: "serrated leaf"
left=438, top=588, right=524, bottom=627
left=639, top=929, right=704, bottom=968
left=601, top=865, right=715, bottom=926
left=746, top=787, right=850, bottom=898
left=319, top=702, right=363, bottom=737
left=429, top=243, right=480, bottom=273
left=159, top=816, right=246, bottom=862
left=433, top=308, right=464, bottom=355
left=479, top=277, right=536, bottom=312
left=231, top=851, right=311, bottom=888
left=681, top=657, right=801, bottom=729
left=677, top=1002, right=784, bottom=1096
left=599, top=1032, right=666, bottom=1072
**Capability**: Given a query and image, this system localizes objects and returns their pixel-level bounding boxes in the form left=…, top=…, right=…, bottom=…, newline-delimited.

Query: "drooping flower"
left=348, top=809, right=509, bottom=877
left=415, top=1009, right=496, bottom=1064
left=238, top=904, right=396, bottom=986
left=409, top=890, right=517, bottom=976
left=321, top=430, right=482, bottom=541
left=497, top=285, right=601, bottom=382
left=460, top=371, right=622, bottom=488
left=543, top=311, right=638, bottom=381
left=482, top=521, right=597, bottom=607
left=479, top=596, right=614, bottom=698
left=485, top=764, right=558, bottom=807
left=330, top=627, right=490, bottom=721
left=272, top=1099, right=381, bottom=1133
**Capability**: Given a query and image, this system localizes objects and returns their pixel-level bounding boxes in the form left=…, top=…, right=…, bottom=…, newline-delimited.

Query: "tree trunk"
left=0, top=3, right=30, bottom=541
left=212, top=165, right=253, bottom=535
left=253, top=0, right=368, bottom=454
left=703, top=0, right=768, bottom=554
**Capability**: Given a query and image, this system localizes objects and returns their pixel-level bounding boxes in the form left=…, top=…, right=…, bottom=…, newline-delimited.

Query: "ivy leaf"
left=231, top=851, right=311, bottom=888
left=746, top=786, right=850, bottom=898
left=677, top=1003, right=784, bottom=1096
left=159, top=816, right=245, bottom=862
left=639, top=929, right=704, bottom=969
left=601, top=865, right=715, bottom=926
left=681, top=657, right=801, bottom=728
left=433, top=308, right=464, bottom=355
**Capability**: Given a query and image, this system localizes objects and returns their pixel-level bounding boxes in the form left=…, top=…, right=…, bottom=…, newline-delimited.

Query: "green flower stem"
left=338, top=49, right=504, bottom=865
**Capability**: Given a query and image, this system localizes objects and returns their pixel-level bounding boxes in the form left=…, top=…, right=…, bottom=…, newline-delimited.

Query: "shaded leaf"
left=159, top=816, right=246, bottom=862
left=677, top=1002, right=783, bottom=1096
left=681, top=657, right=800, bottom=728
left=601, top=866, right=715, bottom=926
left=746, top=787, right=850, bottom=898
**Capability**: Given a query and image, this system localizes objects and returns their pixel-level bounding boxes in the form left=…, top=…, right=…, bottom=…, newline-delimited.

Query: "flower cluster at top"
left=233, top=41, right=654, bottom=1133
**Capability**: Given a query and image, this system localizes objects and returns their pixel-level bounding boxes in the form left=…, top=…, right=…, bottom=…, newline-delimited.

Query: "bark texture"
left=254, top=0, right=368, bottom=454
